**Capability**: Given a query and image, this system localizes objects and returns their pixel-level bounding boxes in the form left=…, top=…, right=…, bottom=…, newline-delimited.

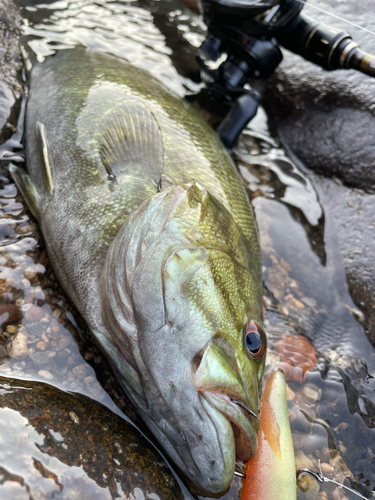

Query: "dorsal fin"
left=99, top=101, right=164, bottom=187
left=36, top=121, right=54, bottom=194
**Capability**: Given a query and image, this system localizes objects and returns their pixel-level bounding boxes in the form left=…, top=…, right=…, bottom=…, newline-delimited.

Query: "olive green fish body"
left=12, top=48, right=265, bottom=496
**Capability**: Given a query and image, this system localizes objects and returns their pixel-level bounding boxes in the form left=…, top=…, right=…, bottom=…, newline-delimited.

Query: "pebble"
left=25, top=321, right=45, bottom=336
left=24, top=269, right=37, bottom=281
left=5, top=324, right=18, bottom=334
left=320, top=462, right=334, bottom=475
left=338, top=441, right=346, bottom=454
left=38, top=369, right=54, bottom=380
left=53, top=308, right=62, bottom=318
left=21, top=278, right=31, bottom=289
left=58, top=336, right=71, bottom=349
left=302, top=384, right=322, bottom=403
left=329, top=453, right=344, bottom=467
left=297, top=474, right=320, bottom=499
left=286, top=383, right=295, bottom=400
left=295, top=450, right=314, bottom=470
left=7, top=329, right=28, bottom=359
left=21, top=303, right=33, bottom=312
left=332, top=488, right=348, bottom=500
left=36, top=341, right=47, bottom=351
left=30, top=351, right=51, bottom=366
left=48, top=351, right=56, bottom=358
left=316, top=447, right=332, bottom=463
left=69, top=411, right=80, bottom=424
left=301, top=296, right=317, bottom=308
left=84, top=351, right=95, bottom=361
left=72, top=364, right=87, bottom=379
left=25, top=306, right=45, bottom=322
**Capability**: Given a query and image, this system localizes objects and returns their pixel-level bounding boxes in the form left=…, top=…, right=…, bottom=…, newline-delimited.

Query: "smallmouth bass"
left=11, top=47, right=266, bottom=496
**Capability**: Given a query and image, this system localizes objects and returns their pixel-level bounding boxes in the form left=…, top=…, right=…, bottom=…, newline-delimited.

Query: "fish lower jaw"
left=202, top=391, right=258, bottom=463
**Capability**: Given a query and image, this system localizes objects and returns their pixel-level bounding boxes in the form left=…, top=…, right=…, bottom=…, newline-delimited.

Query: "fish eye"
left=244, top=321, right=266, bottom=360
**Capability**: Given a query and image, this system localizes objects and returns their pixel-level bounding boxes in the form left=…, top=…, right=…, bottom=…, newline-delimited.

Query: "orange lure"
left=241, top=371, right=296, bottom=500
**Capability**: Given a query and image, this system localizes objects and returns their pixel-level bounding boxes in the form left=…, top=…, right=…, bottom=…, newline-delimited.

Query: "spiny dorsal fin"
left=99, top=101, right=164, bottom=187
left=36, top=121, right=54, bottom=194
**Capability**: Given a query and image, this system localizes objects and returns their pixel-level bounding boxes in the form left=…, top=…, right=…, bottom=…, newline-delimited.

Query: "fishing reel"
left=197, top=0, right=375, bottom=149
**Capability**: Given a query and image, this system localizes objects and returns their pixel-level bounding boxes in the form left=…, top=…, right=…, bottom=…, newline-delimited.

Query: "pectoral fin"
left=99, top=101, right=164, bottom=187
left=36, top=121, right=54, bottom=195
left=8, top=164, right=40, bottom=221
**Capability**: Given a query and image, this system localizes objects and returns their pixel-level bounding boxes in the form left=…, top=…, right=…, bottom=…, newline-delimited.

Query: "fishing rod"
left=196, top=0, right=375, bottom=149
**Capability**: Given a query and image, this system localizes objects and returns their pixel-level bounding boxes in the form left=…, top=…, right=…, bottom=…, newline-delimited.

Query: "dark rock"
left=0, top=304, right=22, bottom=329
left=311, top=175, right=375, bottom=346
left=0, top=0, right=23, bottom=145
left=0, top=344, right=7, bottom=360
left=0, top=376, right=184, bottom=500
left=262, top=1, right=375, bottom=345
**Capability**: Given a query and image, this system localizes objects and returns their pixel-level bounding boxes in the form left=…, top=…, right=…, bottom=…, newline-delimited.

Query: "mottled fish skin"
left=14, top=47, right=265, bottom=496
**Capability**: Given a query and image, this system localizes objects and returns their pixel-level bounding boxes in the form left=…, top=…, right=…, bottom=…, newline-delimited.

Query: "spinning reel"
left=197, top=0, right=375, bottom=149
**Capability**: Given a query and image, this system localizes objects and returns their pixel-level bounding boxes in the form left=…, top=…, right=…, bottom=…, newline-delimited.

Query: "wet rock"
left=311, top=176, right=375, bottom=345
left=36, top=341, right=47, bottom=351
left=25, top=305, right=45, bottom=322
left=320, top=463, right=334, bottom=476
left=264, top=0, right=375, bottom=193
left=38, top=369, right=53, bottom=380
left=25, top=321, right=46, bottom=337
left=0, top=376, right=184, bottom=500
left=274, top=334, right=317, bottom=383
left=7, top=327, right=28, bottom=359
left=301, top=384, right=322, bottom=404
left=5, top=325, right=17, bottom=335
left=295, top=450, right=314, bottom=470
left=297, top=473, right=320, bottom=500
left=29, top=351, right=51, bottom=366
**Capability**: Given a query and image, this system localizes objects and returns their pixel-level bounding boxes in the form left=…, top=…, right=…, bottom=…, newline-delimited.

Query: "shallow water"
left=0, top=0, right=374, bottom=499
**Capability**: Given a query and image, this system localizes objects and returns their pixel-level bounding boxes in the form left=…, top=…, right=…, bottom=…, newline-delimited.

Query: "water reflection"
left=19, top=0, right=203, bottom=96
left=0, top=0, right=374, bottom=499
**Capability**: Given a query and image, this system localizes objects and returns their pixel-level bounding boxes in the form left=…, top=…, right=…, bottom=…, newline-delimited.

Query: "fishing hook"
left=234, top=470, right=247, bottom=478
left=232, top=400, right=260, bottom=420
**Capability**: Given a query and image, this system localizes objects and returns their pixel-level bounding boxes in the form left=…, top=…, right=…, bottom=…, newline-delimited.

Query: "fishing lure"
left=241, top=370, right=296, bottom=500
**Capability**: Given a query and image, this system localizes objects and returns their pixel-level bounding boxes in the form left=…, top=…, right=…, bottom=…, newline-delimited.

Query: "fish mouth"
left=202, top=391, right=258, bottom=463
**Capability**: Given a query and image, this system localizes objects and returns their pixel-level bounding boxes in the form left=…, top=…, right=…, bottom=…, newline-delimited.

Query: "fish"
left=10, top=46, right=266, bottom=496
